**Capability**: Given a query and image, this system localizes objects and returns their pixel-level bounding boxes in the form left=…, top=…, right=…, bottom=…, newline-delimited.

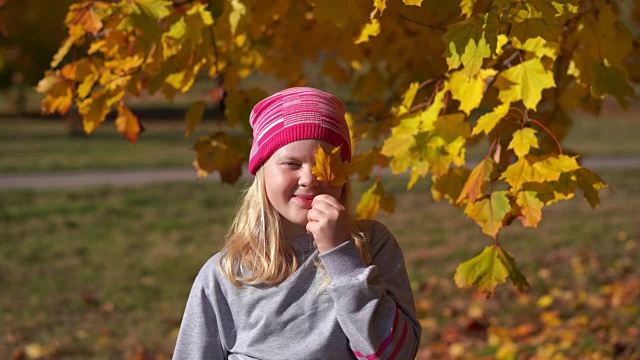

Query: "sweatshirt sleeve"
left=172, top=259, right=227, bottom=360
left=318, top=221, right=422, bottom=360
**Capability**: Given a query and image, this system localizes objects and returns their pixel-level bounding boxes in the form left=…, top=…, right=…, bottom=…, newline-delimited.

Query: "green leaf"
left=454, top=245, right=530, bottom=295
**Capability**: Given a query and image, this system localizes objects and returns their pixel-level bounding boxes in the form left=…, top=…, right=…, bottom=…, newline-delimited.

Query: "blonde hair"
left=219, top=168, right=371, bottom=287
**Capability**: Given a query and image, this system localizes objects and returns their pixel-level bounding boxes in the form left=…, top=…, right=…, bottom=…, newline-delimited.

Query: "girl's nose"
left=299, top=166, right=319, bottom=188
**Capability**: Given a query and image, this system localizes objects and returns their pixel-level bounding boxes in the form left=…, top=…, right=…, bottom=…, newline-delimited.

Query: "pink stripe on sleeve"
left=353, top=309, right=401, bottom=359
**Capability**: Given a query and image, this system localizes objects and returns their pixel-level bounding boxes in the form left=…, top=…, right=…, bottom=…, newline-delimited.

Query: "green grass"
left=1, top=109, right=639, bottom=174
left=1, top=169, right=639, bottom=358
left=0, top=118, right=230, bottom=173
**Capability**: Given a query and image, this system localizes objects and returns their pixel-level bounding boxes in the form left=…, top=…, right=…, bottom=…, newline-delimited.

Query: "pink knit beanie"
left=248, top=87, right=352, bottom=175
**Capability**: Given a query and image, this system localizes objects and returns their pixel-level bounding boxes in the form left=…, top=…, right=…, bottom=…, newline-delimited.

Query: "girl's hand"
left=306, top=194, right=352, bottom=253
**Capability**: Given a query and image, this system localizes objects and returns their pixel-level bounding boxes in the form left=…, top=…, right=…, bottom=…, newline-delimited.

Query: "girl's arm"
left=173, top=262, right=226, bottom=360
left=318, top=220, right=422, bottom=360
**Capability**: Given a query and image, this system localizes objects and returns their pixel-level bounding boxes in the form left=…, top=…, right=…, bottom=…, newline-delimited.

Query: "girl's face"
left=263, top=139, right=343, bottom=238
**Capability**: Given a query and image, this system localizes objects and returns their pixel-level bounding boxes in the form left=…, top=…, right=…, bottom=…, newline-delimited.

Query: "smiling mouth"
left=294, top=194, right=316, bottom=208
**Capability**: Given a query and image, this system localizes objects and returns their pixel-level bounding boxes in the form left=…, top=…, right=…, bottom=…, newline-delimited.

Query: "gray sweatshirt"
left=172, top=220, right=421, bottom=359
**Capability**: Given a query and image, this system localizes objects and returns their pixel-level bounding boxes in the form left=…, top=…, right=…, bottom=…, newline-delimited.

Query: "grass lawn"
left=1, top=169, right=639, bottom=359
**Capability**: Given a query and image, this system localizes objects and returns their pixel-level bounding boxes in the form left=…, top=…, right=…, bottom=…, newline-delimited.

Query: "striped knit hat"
left=248, top=87, right=352, bottom=175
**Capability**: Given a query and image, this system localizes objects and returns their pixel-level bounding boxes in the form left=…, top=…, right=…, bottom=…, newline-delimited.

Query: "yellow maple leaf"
left=444, top=14, right=497, bottom=79
left=449, top=68, right=497, bottom=115
left=311, top=145, right=352, bottom=187
left=354, top=19, right=381, bottom=45
left=115, top=103, right=144, bottom=143
left=356, top=180, right=395, bottom=219
left=454, top=245, right=529, bottom=295
left=508, top=128, right=539, bottom=157
left=193, top=132, right=246, bottom=183
left=497, top=58, right=556, bottom=110
left=459, top=0, right=475, bottom=19
left=512, top=36, right=559, bottom=60
left=500, top=158, right=532, bottom=190
left=370, top=0, right=387, bottom=18
left=457, top=158, right=494, bottom=204
left=133, top=0, right=171, bottom=19
left=36, top=71, right=74, bottom=115
left=472, top=102, right=510, bottom=136
left=464, top=190, right=511, bottom=238
left=516, top=190, right=543, bottom=227
left=403, top=0, right=423, bottom=6
left=78, top=92, right=111, bottom=134
left=229, top=0, right=246, bottom=35
left=397, top=81, right=420, bottom=116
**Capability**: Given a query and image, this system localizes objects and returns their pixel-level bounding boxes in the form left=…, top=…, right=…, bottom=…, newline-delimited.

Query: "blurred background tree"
left=0, top=0, right=75, bottom=114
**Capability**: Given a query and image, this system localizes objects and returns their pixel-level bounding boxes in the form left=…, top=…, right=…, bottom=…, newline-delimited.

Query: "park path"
left=1, top=157, right=640, bottom=190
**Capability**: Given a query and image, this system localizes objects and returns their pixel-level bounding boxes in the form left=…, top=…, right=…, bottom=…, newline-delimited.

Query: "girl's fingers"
left=312, top=194, right=342, bottom=208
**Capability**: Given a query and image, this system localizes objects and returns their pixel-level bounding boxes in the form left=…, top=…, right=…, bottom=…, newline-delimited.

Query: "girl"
left=173, top=87, right=421, bottom=359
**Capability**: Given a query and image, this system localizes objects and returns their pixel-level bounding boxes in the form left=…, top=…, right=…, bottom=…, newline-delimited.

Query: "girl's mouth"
left=295, top=194, right=316, bottom=208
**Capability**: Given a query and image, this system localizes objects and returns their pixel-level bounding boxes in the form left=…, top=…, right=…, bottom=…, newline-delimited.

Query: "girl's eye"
left=284, top=162, right=300, bottom=168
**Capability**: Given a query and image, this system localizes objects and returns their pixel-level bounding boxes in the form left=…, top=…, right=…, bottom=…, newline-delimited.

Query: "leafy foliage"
left=37, top=0, right=639, bottom=294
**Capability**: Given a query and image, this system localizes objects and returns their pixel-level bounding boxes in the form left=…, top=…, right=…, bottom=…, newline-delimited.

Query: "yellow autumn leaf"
left=36, top=71, right=74, bottom=115
left=512, top=36, right=559, bottom=60
left=516, top=190, right=544, bottom=227
left=397, top=81, right=420, bottom=116
left=229, top=0, right=246, bottom=35
left=115, top=103, right=143, bottom=143
left=134, top=0, right=171, bottom=19
left=355, top=18, right=381, bottom=44
left=311, top=145, right=352, bottom=187
left=464, top=190, right=511, bottom=238
left=497, top=58, right=556, bottom=110
left=449, top=68, right=497, bottom=115
left=500, top=158, right=533, bottom=190
left=509, top=128, right=539, bottom=157
left=193, top=132, right=246, bottom=183
left=185, top=100, right=206, bottom=137
left=460, top=0, right=474, bottom=18
left=51, top=37, right=74, bottom=68
left=356, top=179, right=395, bottom=219
left=472, top=102, right=510, bottom=136
left=403, top=0, right=422, bottom=6
left=78, top=92, right=111, bottom=134
left=444, top=14, right=496, bottom=79
left=454, top=245, right=529, bottom=295
left=457, top=158, right=494, bottom=204
left=370, top=0, right=387, bottom=18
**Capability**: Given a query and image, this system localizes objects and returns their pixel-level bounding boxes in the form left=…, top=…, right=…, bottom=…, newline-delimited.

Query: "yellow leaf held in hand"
left=311, top=145, right=352, bottom=187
